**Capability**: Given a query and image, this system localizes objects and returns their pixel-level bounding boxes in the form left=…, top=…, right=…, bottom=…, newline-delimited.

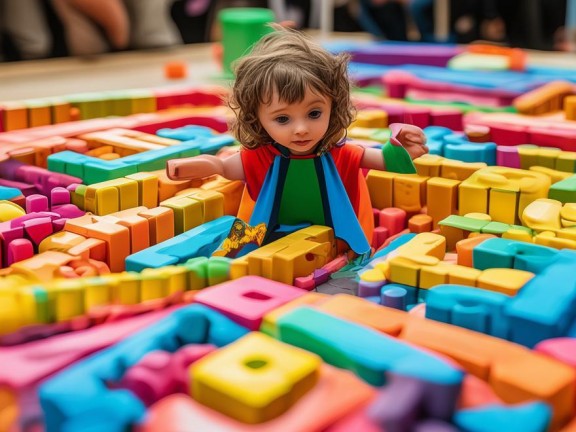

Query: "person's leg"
left=124, top=0, right=182, bottom=49
left=409, top=0, right=435, bottom=42
left=51, top=0, right=113, bottom=55
left=359, top=0, right=408, bottom=40
left=3, top=0, right=52, bottom=59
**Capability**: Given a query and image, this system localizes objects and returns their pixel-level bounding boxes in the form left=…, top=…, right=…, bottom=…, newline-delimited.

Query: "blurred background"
left=0, top=0, right=573, bottom=63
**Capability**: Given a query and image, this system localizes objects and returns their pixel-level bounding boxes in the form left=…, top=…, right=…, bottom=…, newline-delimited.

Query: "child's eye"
left=309, top=110, right=322, bottom=119
left=275, top=116, right=289, bottom=124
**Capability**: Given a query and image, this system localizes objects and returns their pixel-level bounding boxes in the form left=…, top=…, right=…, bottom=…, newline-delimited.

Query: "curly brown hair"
left=228, top=24, right=356, bottom=154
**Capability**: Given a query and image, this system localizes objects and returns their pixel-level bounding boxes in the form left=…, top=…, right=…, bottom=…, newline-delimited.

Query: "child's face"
left=257, top=86, right=331, bottom=156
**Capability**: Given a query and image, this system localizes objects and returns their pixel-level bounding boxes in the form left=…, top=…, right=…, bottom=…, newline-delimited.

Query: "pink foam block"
left=7, top=238, right=34, bottom=265
left=379, top=208, right=407, bottom=236
left=50, top=187, right=71, bottom=207
left=496, top=146, right=521, bottom=168
left=25, top=194, right=49, bottom=213
left=172, top=344, right=216, bottom=393
left=22, top=217, right=54, bottom=246
left=534, top=337, right=576, bottom=369
left=194, top=276, right=307, bottom=330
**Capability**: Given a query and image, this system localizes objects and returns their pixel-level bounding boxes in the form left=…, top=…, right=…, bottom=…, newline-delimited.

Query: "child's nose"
left=294, top=121, right=307, bottom=135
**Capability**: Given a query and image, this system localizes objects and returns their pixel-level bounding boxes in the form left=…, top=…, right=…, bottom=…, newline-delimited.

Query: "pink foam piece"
left=379, top=208, right=406, bottom=237
left=22, top=217, right=54, bottom=246
left=50, top=187, right=71, bottom=207
left=7, top=238, right=34, bottom=265
left=194, top=276, right=307, bottom=330
left=51, top=204, right=85, bottom=219
left=294, top=274, right=316, bottom=291
left=172, top=344, right=217, bottom=393
left=496, top=146, right=521, bottom=168
left=534, top=337, right=576, bottom=369
left=0, top=306, right=180, bottom=389
left=529, top=127, right=576, bottom=152
left=372, top=207, right=380, bottom=227
left=322, top=255, right=348, bottom=273
left=9, top=211, right=60, bottom=228
left=119, top=350, right=174, bottom=406
left=489, top=124, right=530, bottom=146
left=431, top=109, right=463, bottom=131
left=25, top=194, right=49, bottom=213
left=372, top=226, right=390, bottom=249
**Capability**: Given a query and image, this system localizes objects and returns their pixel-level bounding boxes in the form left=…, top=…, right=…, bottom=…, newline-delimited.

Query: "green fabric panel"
left=278, top=158, right=325, bottom=225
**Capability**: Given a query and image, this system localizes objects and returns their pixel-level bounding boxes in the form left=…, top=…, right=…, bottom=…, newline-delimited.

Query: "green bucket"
left=218, top=8, right=276, bottom=76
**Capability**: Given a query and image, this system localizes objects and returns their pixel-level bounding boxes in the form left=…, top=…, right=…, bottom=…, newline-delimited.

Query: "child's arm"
left=166, top=152, right=245, bottom=181
left=361, top=123, right=428, bottom=170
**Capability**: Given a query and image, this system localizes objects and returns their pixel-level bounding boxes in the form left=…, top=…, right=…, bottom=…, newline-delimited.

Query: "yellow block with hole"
left=191, top=332, right=321, bottom=424
left=477, top=268, right=534, bottom=296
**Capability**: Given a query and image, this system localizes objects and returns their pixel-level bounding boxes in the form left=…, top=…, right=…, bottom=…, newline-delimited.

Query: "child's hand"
left=389, top=123, right=429, bottom=160
left=166, top=155, right=223, bottom=181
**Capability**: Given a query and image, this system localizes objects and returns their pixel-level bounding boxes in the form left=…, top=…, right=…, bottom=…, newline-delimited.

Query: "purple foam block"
left=358, top=279, right=386, bottom=298
left=382, top=287, right=407, bottom=311
left=413, top=419, right=459, bottom=432
left=366, top=373, right=424, bottom=432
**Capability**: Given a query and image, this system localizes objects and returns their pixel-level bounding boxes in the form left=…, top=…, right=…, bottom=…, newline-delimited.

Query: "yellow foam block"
left=534, top=231, right=576, bottom=250
left=440, top=159, right=486, bottom=181
left=366, top=170, right=395, bottom=210
left=191, top=332, right=321, bottom=424
left=426, top=177, right=460, bottom=228
left=419, top=262, right=453, bottom=290
left=48, top=279, right=85, bottom=322
left=359, top=268, right=386, bottom=283
left=393, top=175, right=428, bottom=213
left=530, top=166, right=571, bottom=184
left=84, top=185, right=119, bottom=215
left=476, top=268, right=534, bottom=296
left=556, top=151, right=576, bottom=173
left=502, top=229, right=533, bottom=243
left=39, top=231, right=86, bottom=253
left=447, top=264, right=482, bottom=286
left=349, top=109, right=388, bottom=128
left=183, top=189, right=225, bottom=222
left=396, top=232, right=446, bottom=261
left=489, top=188, right=519, bottom=225
left=458, top=182, right=489, bottom=216
left=271, top=239, right=332, bottom=284
left=388, top=255, right=439, bottom=287
left=414, top=154, right=443, bottom=178
left=160, top=196, right=204, bottom=235
left=560, top=203, right=576, bottom=228
left=0, top=201, right=26, bottom=222
left=522, top=198, right=563, bottom=231
left=126, top=172, right=159, bottom=209
left=109, top=272, right=141, bottom=305
left=261, top=292, right=329, bottom=338
left=82, top=277, right=112, bottom=310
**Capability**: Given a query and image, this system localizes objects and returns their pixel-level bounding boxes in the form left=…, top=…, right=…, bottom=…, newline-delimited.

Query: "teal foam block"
left=125, top=215, right=235, bottom=272
left=39, top=304, right=249, bottom=432
left=426, top=284, right=510, bottom=339
left=505, top=249, right=576, bottom=347
left=454, top=402, right=551, bottom=432
left=472, top=237, right=557, bottom=273
left=277, top=307, right=463, bottom=387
